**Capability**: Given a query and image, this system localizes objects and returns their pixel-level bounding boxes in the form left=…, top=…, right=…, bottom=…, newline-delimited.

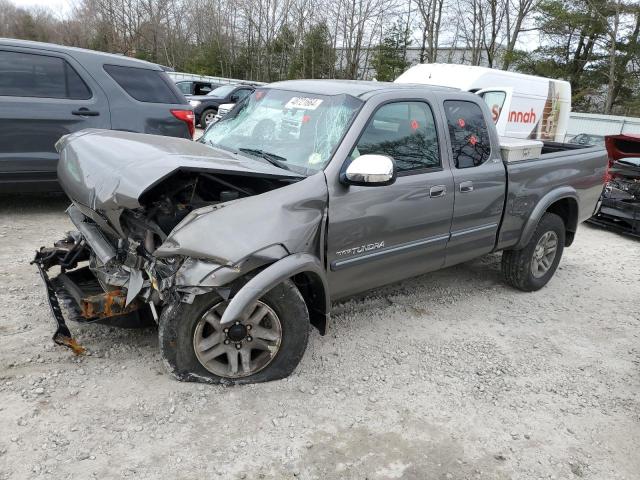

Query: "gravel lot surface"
left=0, top=194, right=638, bottom=480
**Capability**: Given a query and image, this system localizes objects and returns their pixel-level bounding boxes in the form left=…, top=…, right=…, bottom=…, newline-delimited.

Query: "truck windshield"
left=200, top=88, right=363, bottom=175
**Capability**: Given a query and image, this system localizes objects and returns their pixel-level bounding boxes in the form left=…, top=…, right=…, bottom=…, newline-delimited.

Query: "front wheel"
left=159, top=280, right=310, bottom=384
left=200, top=108, right=217, bottom=128
left=501, top=212, right=566, bottom=292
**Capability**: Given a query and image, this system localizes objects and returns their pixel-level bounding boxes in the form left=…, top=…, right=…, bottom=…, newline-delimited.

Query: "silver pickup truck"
left=34, top=80, right=607, bottom=384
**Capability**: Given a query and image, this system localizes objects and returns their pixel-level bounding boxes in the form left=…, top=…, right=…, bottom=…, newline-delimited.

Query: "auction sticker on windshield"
left=285, top=97, right=323, bottom=110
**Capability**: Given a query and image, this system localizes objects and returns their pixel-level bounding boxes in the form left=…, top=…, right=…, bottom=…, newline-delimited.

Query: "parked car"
left=212, top=102, right=235, bottom=124
left=589, top=134, right=640, bottom=236
left=175, top=80, right=219, bottom=96
left=568, top=133, right=606, bottom=147
left=0, top=39, right=194, bottom=192
left=34, top=80, right=607, bottom=384
left=187, top=84, right=254, bottom=128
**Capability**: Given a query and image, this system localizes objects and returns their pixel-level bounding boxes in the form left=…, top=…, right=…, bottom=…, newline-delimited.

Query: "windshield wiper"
left=238, top=148, right=290, bottom=170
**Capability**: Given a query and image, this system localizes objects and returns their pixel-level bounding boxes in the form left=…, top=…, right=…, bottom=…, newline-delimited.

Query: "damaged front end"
left=35, top=130, right=327, bottom=354
left=590, top=134, right=640, bottom=237
left=32, top=204, right=178, bottom=354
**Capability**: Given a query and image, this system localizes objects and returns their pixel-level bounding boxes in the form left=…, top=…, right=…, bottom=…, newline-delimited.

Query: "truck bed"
left=540, top=141, right=595, bottom=155
left=496, top=143, right=607, bottom=250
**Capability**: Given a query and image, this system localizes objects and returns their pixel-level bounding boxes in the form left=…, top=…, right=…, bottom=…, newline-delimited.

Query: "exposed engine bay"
left=123, top=171, right=297, bottom=250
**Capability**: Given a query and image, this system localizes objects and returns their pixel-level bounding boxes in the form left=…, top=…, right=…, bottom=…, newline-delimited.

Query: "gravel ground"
left=0, top=193, right=638, bottom=480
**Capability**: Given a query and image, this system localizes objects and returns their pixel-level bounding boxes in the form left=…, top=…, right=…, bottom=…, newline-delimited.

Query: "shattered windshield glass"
left=200, top=88, right=363, bottom=175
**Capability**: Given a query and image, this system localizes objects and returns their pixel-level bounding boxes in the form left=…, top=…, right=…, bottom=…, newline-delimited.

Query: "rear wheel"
left=159, top=280, right=309, bottom=384
left=502, top=212, right=566, bottom=291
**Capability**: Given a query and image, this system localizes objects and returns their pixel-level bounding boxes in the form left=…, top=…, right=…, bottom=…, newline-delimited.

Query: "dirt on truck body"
left=34, top=80, right=608, bottom=385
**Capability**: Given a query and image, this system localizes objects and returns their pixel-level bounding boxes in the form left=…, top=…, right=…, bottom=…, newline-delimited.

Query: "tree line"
left=0, top=0, right=638, bottom=115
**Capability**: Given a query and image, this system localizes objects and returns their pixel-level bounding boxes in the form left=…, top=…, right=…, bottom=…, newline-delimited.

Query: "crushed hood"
left=155, top=172, right=329, bottom=264
left=56, top=129, right=302, bottom=212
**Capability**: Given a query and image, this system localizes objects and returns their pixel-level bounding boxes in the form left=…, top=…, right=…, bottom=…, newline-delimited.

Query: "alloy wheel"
left=531, top=231, right=558, bottom=278
left=193, top=300, right=282, bottom=378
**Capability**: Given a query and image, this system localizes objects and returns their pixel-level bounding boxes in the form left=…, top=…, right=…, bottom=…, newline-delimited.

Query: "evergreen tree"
left=371, top=22, right=412, bottom=82
left=289, top=23, right=336, bottom=79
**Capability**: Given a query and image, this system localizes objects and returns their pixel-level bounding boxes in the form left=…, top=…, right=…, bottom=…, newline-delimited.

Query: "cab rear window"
left=444, top=100, right=491, bottom=168
left=104, top=64, right=181, bottom=103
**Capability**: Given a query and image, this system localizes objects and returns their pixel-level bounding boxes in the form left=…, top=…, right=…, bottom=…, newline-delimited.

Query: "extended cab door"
left=0, top=47, right=110, bottom=190
left=441, top=98, right=506, bottom=266
left=325, top=96, right=455, bottom=299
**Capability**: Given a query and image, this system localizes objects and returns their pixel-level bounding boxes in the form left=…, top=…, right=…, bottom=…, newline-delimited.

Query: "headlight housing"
left=189, top=100, right=201, bottom=107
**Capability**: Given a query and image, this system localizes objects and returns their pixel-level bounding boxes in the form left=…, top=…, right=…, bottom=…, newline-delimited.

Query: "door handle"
left=459, top=181, right=474, bottom=193
left=429, top=185, right=447, bottom=198
left=72, top=108, right=100, bottom=117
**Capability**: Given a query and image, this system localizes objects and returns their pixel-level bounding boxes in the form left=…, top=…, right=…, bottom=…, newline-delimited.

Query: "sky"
left=10, top=0, right=74, bottom=15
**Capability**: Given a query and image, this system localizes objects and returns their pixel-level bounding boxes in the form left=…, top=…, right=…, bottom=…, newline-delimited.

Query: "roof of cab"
left=0, top=38, right=162, bottom=70
left=266, top=79, right=457, bottom=99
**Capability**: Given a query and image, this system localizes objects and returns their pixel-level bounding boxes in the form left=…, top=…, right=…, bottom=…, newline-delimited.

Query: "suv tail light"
left=171, top=109, right=195, bottom=139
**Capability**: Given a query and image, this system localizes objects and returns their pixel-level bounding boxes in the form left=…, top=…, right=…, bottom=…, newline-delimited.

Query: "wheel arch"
left=219, top=253, right=330, bottom=334
left=291, top=271, right=329, bottom=335
left=545, top=197, right=579, bottom=246
left=516, top=187, right=579, bottom=249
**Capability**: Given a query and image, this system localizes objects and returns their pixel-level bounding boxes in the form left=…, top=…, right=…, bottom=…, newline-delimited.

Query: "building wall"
left=567, top=112, right=640, bottom=140
left=336, top=46, right=495, bottom=79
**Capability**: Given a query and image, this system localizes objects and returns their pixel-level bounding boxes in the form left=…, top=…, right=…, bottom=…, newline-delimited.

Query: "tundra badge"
left=336, top=241, right=385, bottom=257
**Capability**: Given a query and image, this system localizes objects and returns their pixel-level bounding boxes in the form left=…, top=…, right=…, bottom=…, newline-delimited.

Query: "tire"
left=200, top=108, right=216, bottom=128
left=158, top=279, right=310, bottom=385
left=502, top=212, right=566, bottom=292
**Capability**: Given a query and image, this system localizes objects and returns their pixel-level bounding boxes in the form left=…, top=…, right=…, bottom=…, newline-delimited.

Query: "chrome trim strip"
left=330, top=234, right=450, bottom=271
left=450, top=222, right=498, bottom=239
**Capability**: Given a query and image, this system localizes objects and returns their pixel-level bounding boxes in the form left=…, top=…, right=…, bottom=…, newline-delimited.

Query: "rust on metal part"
left=80, top=289, right=140, bottom=319
left=54, top=334, right=87, bottom=356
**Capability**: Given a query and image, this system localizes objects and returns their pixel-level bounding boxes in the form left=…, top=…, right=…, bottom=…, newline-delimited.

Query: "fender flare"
left=219, top=253, right=329, bottom=326
left=515, top=186, right=579, bottom=250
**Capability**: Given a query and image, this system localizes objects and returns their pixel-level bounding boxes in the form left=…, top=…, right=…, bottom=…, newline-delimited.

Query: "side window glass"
left=444, top=100, right=491, bottom=168
left=0, top=50, right=91, bottom=99
left=104, top=64, right=180, bottom=103
left=480, top=91, right=506, bottom=123
left=196, top=84, right=212, bottom=95
left=353, top=101, right=440, bottom=173
left=176, top=82, right=191, bottom=94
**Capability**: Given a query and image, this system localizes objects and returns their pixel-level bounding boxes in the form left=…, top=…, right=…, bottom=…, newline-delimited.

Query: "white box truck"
left=395, top=64, right=571, bottom=143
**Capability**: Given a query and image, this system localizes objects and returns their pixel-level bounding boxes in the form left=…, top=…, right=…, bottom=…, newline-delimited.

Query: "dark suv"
left=175, top=80, right=220, bottom=96
left=0, top=39, right=194, bottom=192
left=187, top=84, right=254, bottom=128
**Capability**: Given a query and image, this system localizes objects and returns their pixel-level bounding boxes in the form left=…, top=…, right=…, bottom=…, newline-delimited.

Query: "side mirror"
left=341, top=154, right=397, bottom=186
left=230, top=94, right=239, bottom=102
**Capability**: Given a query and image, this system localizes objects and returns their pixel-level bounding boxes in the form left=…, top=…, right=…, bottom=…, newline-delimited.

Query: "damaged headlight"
left=146, top=256, right=184, bottom=293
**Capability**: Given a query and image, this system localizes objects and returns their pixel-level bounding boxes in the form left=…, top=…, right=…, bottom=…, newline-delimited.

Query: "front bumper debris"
left=32, top=256, right=86, bottom=355
left=31, top=224, right=148, bottom=354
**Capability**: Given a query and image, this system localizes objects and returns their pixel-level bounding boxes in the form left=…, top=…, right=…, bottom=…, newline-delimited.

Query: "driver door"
left=326, top=100, right=455, bottom=299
